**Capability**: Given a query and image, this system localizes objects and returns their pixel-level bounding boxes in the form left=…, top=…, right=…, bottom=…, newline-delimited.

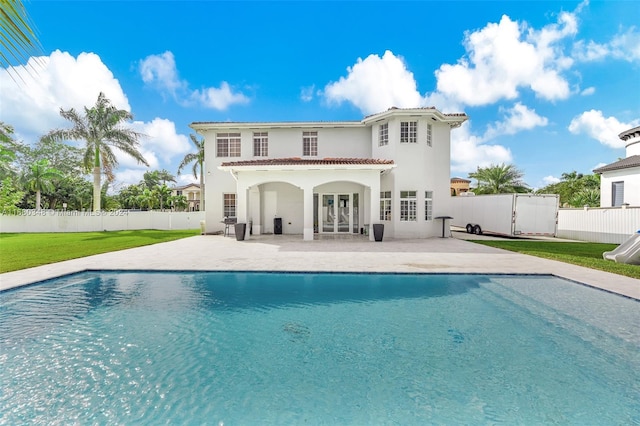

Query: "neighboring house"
left=191, top=107, right=467, bottom=240
left=451, top=177, right=471, bottom=196
left=171, top=183, right=201, bottom=211
left=593, top=126, right=640, bottom=207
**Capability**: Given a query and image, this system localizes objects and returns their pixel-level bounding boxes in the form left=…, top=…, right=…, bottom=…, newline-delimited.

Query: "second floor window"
left=217, top=133, right=241, bottom=157
left=303, top=131, right=318, bottom=156
left=400, top=190, right=417, bottom=221
left=427, top=123, right=432, bottom=147
left=253, top=132, right=268, bottom=156
left=400, top=121, right=417, bottom=143
left=380, top=191, right=391, bottom=221
left=379, top=123, right=389, bottom=146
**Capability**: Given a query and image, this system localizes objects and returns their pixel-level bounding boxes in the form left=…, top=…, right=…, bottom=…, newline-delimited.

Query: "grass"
left=0, top=230, right=200, bottom=273
left=470, top=240, right=640, bottom=280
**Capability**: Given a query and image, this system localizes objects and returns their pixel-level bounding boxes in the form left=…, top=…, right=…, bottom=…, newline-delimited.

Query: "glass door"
left=322, top=194, right=335, bottom=233
left=320, top=194, right=353, bottom=233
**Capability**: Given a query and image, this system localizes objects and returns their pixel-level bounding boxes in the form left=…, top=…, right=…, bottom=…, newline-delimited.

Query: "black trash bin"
left=274, top=217, right=283, bottom=235
left=373, top=224, right=384, bottom=242
left=235, top=223, right=246, bottom=241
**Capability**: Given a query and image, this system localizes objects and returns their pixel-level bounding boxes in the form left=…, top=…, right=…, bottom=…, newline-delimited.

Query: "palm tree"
left=154, top=184, right=172, bottom=211
left=23, top=159, right=62, bottom=209
left=171, top=194, right=188, bottom=211
left=468, top=163, right=530, bottom=194
left=177, top=134, right=205, bottom=210
left=41, top=92, right=149, bottom=211
left=0, top=0, right=42, bottom=75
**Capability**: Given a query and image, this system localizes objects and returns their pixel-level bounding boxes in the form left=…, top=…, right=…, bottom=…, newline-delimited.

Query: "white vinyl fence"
left=0, top=210, right=205, bottom=233
left=557, top=206, right=640, bottom=244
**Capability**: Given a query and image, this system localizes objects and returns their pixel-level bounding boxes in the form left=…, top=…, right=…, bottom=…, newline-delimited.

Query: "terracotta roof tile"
left=221, top=157, right=395, bottom=167
left=593, top=155, right=640, bottom=173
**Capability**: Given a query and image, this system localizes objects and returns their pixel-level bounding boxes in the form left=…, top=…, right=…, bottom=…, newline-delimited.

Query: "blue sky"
left=1, top=0, right=639, bottom=190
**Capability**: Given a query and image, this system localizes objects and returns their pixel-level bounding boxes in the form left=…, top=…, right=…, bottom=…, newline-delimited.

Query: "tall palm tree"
left=23, top=159, right=62, bottom=209
left=0, top=0, right=42, bottom=74
left=177, top=134, right=205, bottom=210
left=468, top=163, right=530, bottom=194
left=41, top=92, right=149, bottom=211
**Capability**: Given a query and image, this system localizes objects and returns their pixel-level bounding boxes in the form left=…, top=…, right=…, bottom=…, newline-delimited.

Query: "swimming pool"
left=1, top=271, right=638, bottom=424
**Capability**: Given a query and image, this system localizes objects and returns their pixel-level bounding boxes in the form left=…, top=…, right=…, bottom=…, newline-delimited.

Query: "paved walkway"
left=2, top=233, right=638, bottom=299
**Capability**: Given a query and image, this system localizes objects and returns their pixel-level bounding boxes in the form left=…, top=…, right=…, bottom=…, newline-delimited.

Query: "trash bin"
left=373, top=224, right=384, bottom=242
left=235, top=223, right=246, bottom=241
left=274, top=217, right=283, bottom=235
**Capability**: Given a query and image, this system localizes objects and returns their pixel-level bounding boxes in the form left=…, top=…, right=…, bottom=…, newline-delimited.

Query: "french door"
left=320, top=193, right=353, bottom=233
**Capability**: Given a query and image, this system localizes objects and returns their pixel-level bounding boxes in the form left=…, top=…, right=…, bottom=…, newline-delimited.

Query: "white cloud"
left=434, top=10, right=576, bottom=106
left=131, top=118, right=191, bottom=164
left=323, top=51, right=423, bottom=115
left=0, top=50, right=130, bottom=142
left=191, top=82, right=250, bottom=110
left=484, top=103, right=548, bottom=139
left=451, top=121, right=513, bottom=173
left=300, top=85, right=315, bottom=102
left=573, top=27, right=640, bottom=63
left=139, top=51, right=186, bottom=98
left=139, top=51, right=249, bottom=110
left=580, top=86, right=595, bottom=96
left=542, top=175, right=561, bottom=185
left=568, top=110, right=640, bottom=148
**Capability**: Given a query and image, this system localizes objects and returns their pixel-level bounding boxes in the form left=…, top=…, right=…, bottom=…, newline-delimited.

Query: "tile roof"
left=451, top=177, right=471, bottom=182
left=220, top=157, right=395, bottom=167
left=593, top=155, right=640, bottom=173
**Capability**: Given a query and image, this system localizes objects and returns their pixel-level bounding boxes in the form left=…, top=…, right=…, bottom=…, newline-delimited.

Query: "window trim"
left=223, top=193, right=236, bottom=217
left=425, top=191, right=433, bottom=221
left=379, top=123, right=389, bottom=146
left=400, top=190, right=417, bottom=221
left=400, top=121, right=417, bottom=143
left=380, top=191, right=391, bottom=221
left=253, top=131, right=268, bottom=157
left=216, top=132, right=241, bottom=157
left=302, top=131, right=318, bottom=157
left=612, top=181, right=624, bottom=207
left=426, top=123, right=432, bottom=147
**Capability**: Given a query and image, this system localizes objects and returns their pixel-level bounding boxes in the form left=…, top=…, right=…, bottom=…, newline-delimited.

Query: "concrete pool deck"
left=1, top=232, right=639, bottom=299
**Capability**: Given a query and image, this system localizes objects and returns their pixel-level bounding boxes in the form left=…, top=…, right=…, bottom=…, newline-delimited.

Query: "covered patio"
left=219, top=158, right=395, bottom=241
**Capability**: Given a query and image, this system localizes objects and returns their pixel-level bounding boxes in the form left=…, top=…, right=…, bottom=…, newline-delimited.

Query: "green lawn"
left=470, top=240, right=640, bottom=280
left=0, top=230, right=200, bottom=273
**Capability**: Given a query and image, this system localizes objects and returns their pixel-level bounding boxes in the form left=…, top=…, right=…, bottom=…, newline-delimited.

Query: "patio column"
left=236, top=182, right=249, bottom=239
left=249, top=186, right=261, bottom=235
left=369, top=179, right=380, bottom=241
left=302, top=184, right=314, bottom=241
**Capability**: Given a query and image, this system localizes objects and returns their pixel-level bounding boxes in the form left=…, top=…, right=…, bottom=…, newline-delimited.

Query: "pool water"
left=1, top=272, right=639, bottom=424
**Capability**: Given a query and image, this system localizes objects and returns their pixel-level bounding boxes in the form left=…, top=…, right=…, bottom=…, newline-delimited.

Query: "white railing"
left=0, top=210, right=205, bottom=233
left=557, top=206, right=640, bottom=244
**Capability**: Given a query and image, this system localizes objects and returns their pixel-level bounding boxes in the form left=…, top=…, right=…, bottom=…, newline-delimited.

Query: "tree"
left=0, top=177, right=24, bottom=214
left=143, top=169, right=175, bottom=189
left=171, top=194, right=188, bottom=211
left=0, top=122, right=18, bottom=179
left=22, top=159, right=62, bottom=209
left=177, top=134, right=205, bottom=210
left=137, top=188, right=155, bottom=210
left=0, top=0, right=42, bottom=77
left=536, top=171, right=600, bottom=207
left=154, top=184, right=172, bottom=211
left=468, top=163, right=530, bottom=194
left=41, top=92, right=149, bottom=211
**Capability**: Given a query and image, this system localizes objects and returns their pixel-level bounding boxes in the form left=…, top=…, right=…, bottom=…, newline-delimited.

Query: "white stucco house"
left=190, top=107, right=467, bottom=240
left=594, top=126, right=640, bottom=207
